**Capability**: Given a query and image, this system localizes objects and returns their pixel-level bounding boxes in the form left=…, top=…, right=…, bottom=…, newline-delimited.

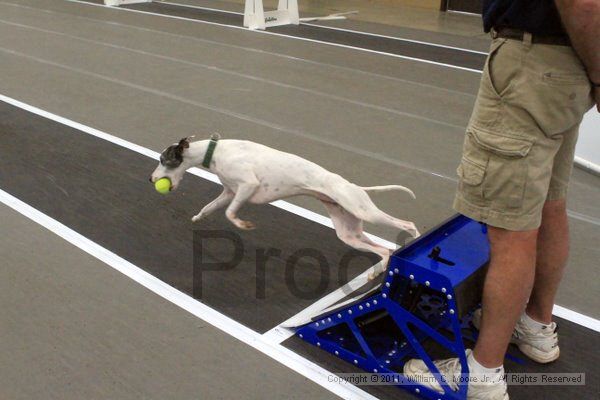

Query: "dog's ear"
left=178, top=138, right=190, bottom=149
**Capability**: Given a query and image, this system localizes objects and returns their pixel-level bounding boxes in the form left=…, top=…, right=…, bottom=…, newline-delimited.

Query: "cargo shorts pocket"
left=530, top=71, right=594, bottom=137
left=457, top=155, right=486, bottom=204
left=458, top=128, right=535, bottom=210
left=485, top=38, right=516, bottom=99
left=470, top=39, right=521, bottom=129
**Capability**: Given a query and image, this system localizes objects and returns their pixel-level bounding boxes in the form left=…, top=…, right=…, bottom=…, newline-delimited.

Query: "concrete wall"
left=576, top=109, right=600, bottom=174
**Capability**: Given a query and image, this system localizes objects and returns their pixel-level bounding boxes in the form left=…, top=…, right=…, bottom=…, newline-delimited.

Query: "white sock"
left=522, top=312, right=552, bottom=331
left=468, top=352, right=504, bottom=383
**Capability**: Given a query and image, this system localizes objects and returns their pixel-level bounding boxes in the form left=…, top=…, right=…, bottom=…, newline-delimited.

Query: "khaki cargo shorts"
left=453, top=35, right=594, bottom=231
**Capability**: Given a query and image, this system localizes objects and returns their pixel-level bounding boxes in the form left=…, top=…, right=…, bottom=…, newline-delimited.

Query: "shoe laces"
left=515, top=321, right=558, bottom=347
left=431, top=357, right=463, bottom=391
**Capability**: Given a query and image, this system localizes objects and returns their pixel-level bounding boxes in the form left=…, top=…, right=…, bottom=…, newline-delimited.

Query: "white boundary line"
left=299, top=22, right=488, bottom=55
left=574, top=155, right=600, bottom=176
left=64, top=0, right=483, bottom=73
left=0, top=188, right=377, bottom=400
left=0, top=18, right=464, bottom=131
left=160, top=0, right=241, bottom=15
left=446, top=10, right=482, bottom=17
left=0, top=1, right=477, bottom=100
left=0, top=93, right=396, bottom=252
left=1, top=93, right=599, bottom=335
left=0, top=44, right=458, bottom=190
left=552, top=305, right=600, bottom=333
left=20, top=0, right=597, bottom=173
left=159, top=0, right=488, bottom=55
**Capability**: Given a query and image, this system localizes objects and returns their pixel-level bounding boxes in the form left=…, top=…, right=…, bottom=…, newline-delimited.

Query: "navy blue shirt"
left=483, top=0, right=566, bottom=36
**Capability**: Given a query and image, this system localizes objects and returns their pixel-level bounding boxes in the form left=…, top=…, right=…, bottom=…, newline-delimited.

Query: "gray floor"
left=0, top=203, right=336, bottom=400
left=0, top=0, right=598, bottom=398
left=2, top=94, right=598, bottom=400
left=1, top=0, right=597, bottom=317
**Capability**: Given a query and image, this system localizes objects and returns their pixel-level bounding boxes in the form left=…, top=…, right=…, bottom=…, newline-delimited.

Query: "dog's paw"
left=191, top=214, right=202, bottom=223
left=368, top=269, right=383, bottom=281
left=405, top=223, right=420, bottom=238
left=242, top=221, right=256, bottom=230
left=236, top=220, right=256, bottom=230
left=367, top=263, right=385, bottom=280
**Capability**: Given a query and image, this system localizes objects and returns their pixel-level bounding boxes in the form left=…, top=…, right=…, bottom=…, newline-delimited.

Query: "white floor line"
left=159, top=0, right=488, bottom=55
left=0, top=93, right=396, bottom=250
left=2, top=93, right=599, bottom=334
left=0, top=1, right=477, bottom=99
left=0, top=188, right=377, bottom=400
left=447, top=10, right=482, bottom=17
left=0, top=45, right=456, bottom=184
left=567, top=209, right=600, bottom=227
left=574, top=155, right=600, bottom=176
left=160, top=0, right=241, bottom=15
left=8, top=1, right=598, bottom=177
left=299, top=22, right=488, bottom=55
left=553, top=305, right=600, bottom=333
left=64, top=0, right=483, bottom=74
left=0, top=19, right=464, bottom=131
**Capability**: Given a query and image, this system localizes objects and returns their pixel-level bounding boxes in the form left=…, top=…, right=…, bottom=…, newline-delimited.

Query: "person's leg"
left=524, top=120, right=579, bottom=324
left=471, top=125, right=578, bottom=364
left=526, top=199, right=569, bottom=324
left=473, top=227, right=539, bottom=368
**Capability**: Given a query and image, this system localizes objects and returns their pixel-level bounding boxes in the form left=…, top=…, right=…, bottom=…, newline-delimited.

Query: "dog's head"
left=149, top=137, right=191, bottom=191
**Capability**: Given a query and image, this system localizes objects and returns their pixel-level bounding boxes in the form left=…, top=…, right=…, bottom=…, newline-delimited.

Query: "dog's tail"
left=361, top=185, right=416, bottom=199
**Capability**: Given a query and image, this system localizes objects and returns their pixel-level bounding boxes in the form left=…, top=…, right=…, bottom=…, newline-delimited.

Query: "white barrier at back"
left=575, top=109, right=600, bottom=175
left=243, top=0, right=299, bottom=30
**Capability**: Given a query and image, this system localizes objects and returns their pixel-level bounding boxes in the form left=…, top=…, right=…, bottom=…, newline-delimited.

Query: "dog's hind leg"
left=361, top=209, right=420, bottom=239
left=322, top=201, right=392, bottom=279
left=324, top=183, right=420, bottom=238
left=226, top=181, right=260, bottom=230
left=354, top=232, right=395, bottom=279
left=191, top=188, right=234, bottom=222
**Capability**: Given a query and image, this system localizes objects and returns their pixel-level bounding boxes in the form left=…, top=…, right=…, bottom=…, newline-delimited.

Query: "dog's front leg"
left=368, top=254, right=391, bottom=280
left=191, top=189, right=233, bottom=222
left=225, top=182, right=259, bottom=230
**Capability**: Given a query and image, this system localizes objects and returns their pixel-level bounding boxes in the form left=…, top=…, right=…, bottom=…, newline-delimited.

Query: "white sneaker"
left=403, top=349, right=509, bottom=399
left=472, top=309, right=560, bottom=364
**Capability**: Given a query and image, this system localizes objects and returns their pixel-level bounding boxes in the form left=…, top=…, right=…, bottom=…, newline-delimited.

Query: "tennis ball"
left=154, top=177, right=171, bottom=194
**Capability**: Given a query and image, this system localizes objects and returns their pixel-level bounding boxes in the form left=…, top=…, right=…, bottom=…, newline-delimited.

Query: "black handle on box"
left=428, top=246, right=455, bottom=266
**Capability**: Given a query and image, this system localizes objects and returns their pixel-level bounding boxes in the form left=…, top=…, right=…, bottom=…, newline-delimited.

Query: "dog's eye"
left=165, top=158, right=183, bottom=168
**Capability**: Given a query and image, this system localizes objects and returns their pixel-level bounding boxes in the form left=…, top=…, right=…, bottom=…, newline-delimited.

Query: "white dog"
left=150, top=135, right=419, bottom=278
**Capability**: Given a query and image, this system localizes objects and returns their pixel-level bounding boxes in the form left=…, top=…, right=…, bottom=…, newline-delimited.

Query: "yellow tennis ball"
left=154, top=177, right=171, bottom=194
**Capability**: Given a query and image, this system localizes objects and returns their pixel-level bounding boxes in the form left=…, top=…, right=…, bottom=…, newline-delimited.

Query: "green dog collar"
left=202, top=133, right=220, bottom=168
